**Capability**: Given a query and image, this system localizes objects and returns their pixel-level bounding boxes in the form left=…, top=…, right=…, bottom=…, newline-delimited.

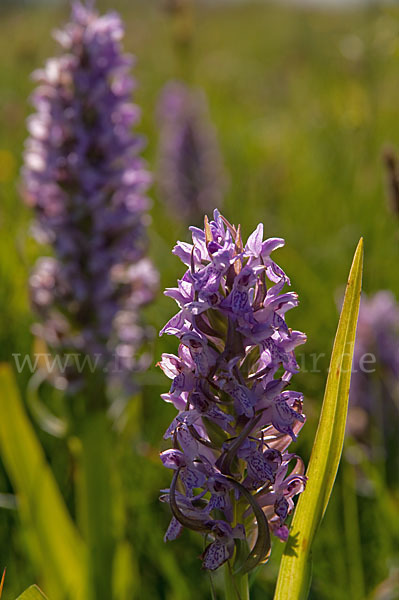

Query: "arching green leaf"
left=274, top=238, right=363, bottom=600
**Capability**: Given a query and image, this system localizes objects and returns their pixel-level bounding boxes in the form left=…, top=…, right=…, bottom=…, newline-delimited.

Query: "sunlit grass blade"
left=0, top=364, right=87, bottom=600
left=16, top=585, right=48, bottom=599
left=0, top=568, right=5, bottom=598
left=274, top=238, right=363, bottom=600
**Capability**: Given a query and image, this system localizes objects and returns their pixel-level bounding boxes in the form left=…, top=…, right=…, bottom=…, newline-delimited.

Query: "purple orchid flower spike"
left=22, top=1, right=158, bottom=395
left=156, top=82, right=227, bottom=224
left=347, top=291, right=399, bottom=485
left=159, top=211, right=307, bottom=574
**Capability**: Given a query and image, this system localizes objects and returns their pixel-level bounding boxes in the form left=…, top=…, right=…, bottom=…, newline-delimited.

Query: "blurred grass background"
left=0, top=0, right=398, bottom=598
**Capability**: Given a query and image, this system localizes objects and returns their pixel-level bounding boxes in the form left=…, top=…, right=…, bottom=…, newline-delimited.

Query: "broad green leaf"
left=16, top=585, right=48, bottom=599
left=274, top=238, right=363, bottom=600
left=0, top=364, right=87, bottom=600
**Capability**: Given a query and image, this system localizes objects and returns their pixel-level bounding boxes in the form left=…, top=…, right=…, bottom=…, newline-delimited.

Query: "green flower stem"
left=224, top=563, right=250, bottom=600
left=169, top=0, right=194, bottom=82
left=75, top=383, right=115, bottom=600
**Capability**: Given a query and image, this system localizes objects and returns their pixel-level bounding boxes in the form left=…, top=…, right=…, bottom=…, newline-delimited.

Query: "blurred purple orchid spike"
left=347, top=291, right=399, bottom=483
left=158, top=210, right=307, bottom=572
left=22, top=1, right=158, bottom=394
left=156, top=82, right=227, bottom=224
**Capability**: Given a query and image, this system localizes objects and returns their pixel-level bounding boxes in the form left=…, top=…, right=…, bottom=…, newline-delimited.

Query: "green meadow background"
left=0, top=1, right=398, bottom=598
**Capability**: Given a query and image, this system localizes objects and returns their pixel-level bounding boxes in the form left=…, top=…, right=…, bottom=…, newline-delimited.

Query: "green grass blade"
left=0, top=364, right=87, bottom=600
left=0, top=569, right=5, bottom=598
left=16, top=585, right=48, bottom=599
left=274, top=238, right=363, bottom=600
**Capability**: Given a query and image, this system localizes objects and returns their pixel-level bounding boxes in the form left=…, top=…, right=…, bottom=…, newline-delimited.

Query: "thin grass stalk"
left=342, top=458, right=365, bottom=600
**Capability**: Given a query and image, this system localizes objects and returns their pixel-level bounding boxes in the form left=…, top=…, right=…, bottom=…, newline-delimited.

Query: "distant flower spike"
left=159, top=211, right=307, bottom=572
left=348, top=291, right=399, bottom=480
left=22, top=1, right=158, bottom=392
left=156, top=82, right=227, bottom=223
